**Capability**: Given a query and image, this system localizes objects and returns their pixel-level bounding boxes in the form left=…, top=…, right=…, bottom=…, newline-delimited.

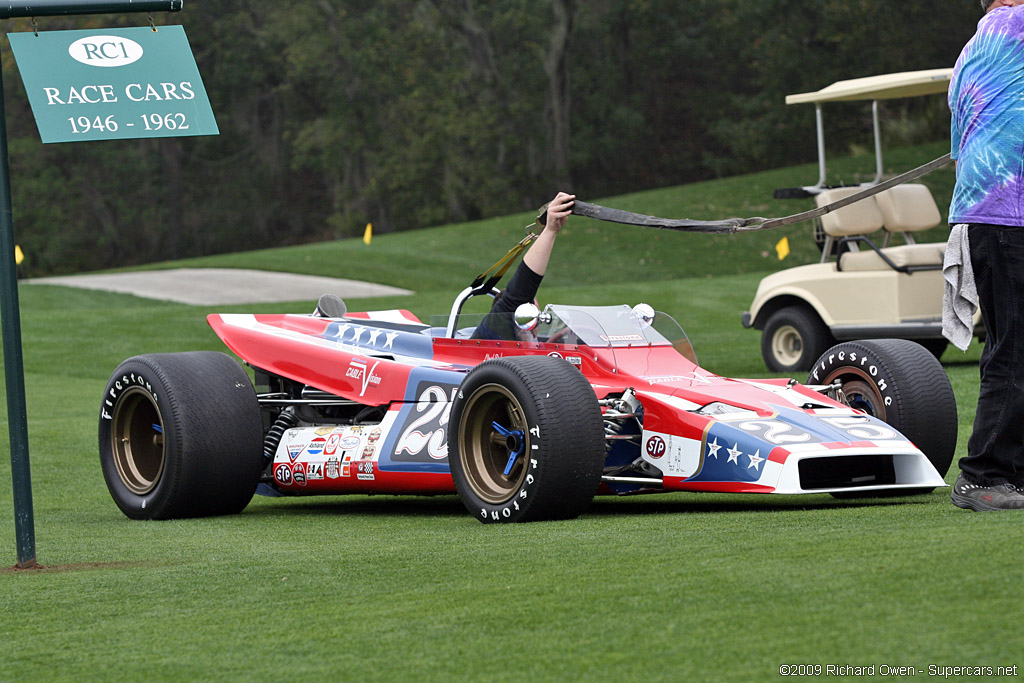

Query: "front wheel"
left=450, top=356, right=605, bottom=523
left=98, top=351, right=264, bottom=519
left=807, top=339, right=957, bottom=497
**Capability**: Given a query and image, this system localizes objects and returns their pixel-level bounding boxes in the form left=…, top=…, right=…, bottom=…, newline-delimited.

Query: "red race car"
left=99, top=275, right=956, bottom=523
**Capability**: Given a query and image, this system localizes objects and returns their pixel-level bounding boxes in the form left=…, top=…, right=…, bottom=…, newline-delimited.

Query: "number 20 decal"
left=819, top=416, right=898, bottom=441
left=737, top=420, right=812, bottom=444
left=394, top=385, right=458, bottom=460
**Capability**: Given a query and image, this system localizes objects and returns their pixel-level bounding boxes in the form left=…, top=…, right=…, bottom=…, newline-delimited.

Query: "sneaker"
left=951, top=473, right=1024, bottom=511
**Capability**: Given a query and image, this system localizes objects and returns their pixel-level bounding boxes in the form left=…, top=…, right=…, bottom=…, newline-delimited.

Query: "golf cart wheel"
left=761, top=306, right=833, bottom=373
left=99, top=352, right=264, bottom=520
left=807, top=339, right=957, bottom=497
left=450, top=356, right=604, bottom=523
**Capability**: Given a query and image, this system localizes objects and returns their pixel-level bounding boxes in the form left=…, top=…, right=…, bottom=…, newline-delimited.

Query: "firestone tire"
left=807, top=339, right=957, bottom=496
left=98, top=352, right=264, bottom=520
left=450, top=356, right=605, bottom=523
left=761, top=306, right=834, bottom=373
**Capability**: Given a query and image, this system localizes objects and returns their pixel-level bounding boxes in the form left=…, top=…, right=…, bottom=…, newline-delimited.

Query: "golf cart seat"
left=815, top=186, right=885, bottom=265
left=839, top=183, right=945, bottom=272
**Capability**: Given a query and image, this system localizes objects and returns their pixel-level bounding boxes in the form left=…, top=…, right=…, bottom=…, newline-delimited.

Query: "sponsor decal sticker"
left=600, top=333, right=645, bottom=342
left=274, top=463, right=292, bottom=485
left=325, top=457, right=341, bottom=479
left=306, top=462, right=324, bottom=480
left=306, top=437, right=326, bottom=456
left=287, top=444, right=304, bottom=461
left=346, top=358, right=383, bottom=396
left=646, top=436, right=666, bottom=459
left=357, top=462, right=375, bottom=481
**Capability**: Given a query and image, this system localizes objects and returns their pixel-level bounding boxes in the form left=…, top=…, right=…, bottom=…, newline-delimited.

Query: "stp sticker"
left=274, top=463, right=292, bottom=485
left=646, top=436, right=666, bottom=459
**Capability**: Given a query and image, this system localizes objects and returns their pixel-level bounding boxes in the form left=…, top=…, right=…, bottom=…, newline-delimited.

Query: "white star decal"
left=350, top=328, right=366, bottom=344
left=384, top=332, right=399, bottom=349
left=367, top=329, right=382, bottom=346
left=727, top=443, right=742, bottom=464
left=707, top=437, right=721, bottom=459
left=747, top=449, right=764, bottom=471
left=333, top=324, right=351, bottom=341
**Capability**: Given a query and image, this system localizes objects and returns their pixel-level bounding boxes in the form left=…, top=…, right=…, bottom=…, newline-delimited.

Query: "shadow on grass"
left=584, top=491, right=942, bottom=517
left=240, top=489, right=943, bottom=521
left=244, top=494, right=468, bottom=520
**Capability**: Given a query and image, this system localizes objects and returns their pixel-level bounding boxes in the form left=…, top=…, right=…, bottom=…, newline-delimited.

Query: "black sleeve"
left=471, top=261, right=544, bottom=340
left=490, top=260, right=543, bottom=316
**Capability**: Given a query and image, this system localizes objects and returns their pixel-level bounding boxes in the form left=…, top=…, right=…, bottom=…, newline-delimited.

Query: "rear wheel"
left=917, top=337, right=949, bottom=361
left=99, top=352, right=264, bottom=519
left=761, top=306, right=833, bottom=373
left=450, top=356, right=605, bottom=523
left=807, top=339, right=957, bottom=497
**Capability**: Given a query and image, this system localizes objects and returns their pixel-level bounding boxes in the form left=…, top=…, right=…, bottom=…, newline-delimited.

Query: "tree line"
left=0, top=0, right=980, bottom=276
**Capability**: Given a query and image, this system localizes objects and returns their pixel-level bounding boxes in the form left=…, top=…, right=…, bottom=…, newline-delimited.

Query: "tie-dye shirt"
left=949, top=7, right=1024, bottom=226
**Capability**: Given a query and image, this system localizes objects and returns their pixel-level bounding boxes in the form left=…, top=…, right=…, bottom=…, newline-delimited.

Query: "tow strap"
left=538, top=154, right=952, bottom=234
left=470, top=232, right=537, bottom=293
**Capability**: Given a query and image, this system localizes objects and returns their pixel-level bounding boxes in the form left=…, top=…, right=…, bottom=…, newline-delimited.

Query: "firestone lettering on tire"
left=101, top=371, right=157, bottom=420
left=811, top=352, right=890, bottom=404
left=478, top=456, right=537, bottom=520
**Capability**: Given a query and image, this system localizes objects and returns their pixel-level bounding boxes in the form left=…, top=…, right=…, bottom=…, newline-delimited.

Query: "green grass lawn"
left=3, top=143, right=1019, bottom=681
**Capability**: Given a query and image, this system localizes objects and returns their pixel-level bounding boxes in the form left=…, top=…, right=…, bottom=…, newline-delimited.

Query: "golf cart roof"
left=786, top=68, right=953, bottom=105
left=781, top=68, right=953, bottom=194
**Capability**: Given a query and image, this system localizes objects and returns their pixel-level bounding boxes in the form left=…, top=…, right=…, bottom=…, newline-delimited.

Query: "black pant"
left=961, top=224, right=1024, bottom=487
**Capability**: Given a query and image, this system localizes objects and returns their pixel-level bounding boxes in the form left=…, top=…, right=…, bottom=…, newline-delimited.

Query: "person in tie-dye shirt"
left=947, top=0, right=1024, bottom=510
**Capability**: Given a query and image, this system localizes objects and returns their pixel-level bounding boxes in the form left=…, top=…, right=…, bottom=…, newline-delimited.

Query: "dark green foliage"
left=0, top=1, right=979, bottom=275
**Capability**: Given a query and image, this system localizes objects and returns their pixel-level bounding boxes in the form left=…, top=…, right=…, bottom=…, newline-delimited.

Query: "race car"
left=98, top=269, right=957, bottom=523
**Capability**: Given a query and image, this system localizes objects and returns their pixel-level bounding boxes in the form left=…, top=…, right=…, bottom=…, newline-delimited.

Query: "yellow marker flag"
left=14, top=244, right=24, bottom=265
left=775, top=236, right=790, bottom=261
left=363, top=223, right=372, bottom=245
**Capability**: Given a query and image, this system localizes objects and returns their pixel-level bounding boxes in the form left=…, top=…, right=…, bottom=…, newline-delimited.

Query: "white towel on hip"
left=942, top=223, right=978, bottom=351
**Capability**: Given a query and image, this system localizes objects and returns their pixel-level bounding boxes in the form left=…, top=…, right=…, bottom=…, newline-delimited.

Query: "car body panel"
left=209, top=304, right=946, bottom=499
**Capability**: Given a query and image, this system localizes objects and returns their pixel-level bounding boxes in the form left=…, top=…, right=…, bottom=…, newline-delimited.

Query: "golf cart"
left=742, top=69, right=983, bottom=373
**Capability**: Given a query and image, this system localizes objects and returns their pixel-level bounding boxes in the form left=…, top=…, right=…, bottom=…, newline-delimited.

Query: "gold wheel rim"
left=458, top=384, right=530, bottom=505
left=111, top=387, right=166, bottom=495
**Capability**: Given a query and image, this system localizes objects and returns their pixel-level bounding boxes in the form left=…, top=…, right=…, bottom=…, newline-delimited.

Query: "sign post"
left=1, top=1, right=185, bottom=568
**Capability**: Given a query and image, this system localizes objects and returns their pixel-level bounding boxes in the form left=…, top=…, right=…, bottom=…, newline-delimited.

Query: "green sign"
left=8, top=25, right=218, bottom=143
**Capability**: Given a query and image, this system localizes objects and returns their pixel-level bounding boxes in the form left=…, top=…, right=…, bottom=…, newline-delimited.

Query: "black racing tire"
left=449, top=356, right=605, bottom=523
left=917, top=337, right=949, bottom=361
left=761, top=306, right=834, bottom=373
left=807, top=339, right=957, bottom=497
left=98, top=352, right=264, bottom=520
